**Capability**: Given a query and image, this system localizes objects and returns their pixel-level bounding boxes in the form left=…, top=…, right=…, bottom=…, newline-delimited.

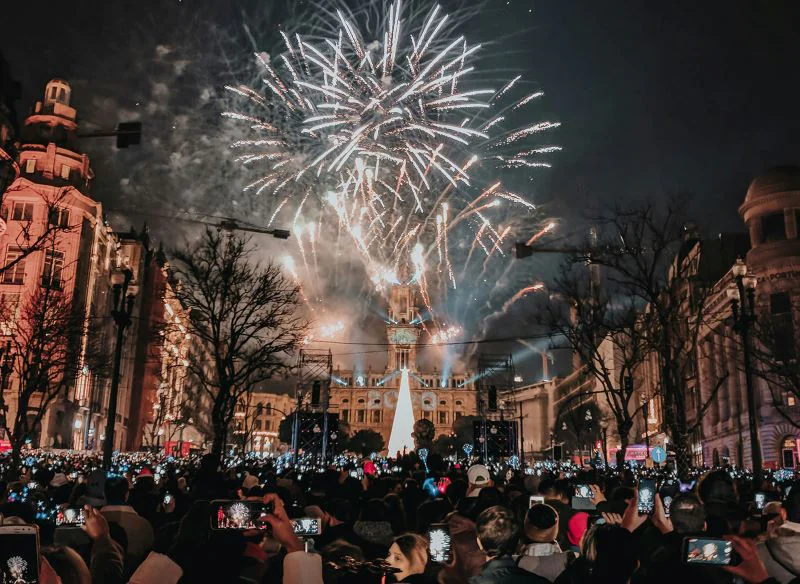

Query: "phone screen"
left=164, top=494, right=173, bottom=505
left=574, top=484, right=594, bottom=499
left=210, top=500, right=270, bottom=530
left=0, top=526, right=40, bottom=583
left=684, top=537, right=736, bottom=565
left=638, top=480, right=656, bottom=515
left=56, top=508, right=86, bottom=527
left=427, top=523, right=452, bottom=563
left=529, top=495, right=545, bottom=508
left=291, top=518, right=321, bottom=536
left=754, top=492, right=766, bottom=510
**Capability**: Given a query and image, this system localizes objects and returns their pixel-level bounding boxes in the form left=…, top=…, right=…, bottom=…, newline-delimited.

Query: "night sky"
left=2, top=0, right=799, bottom=379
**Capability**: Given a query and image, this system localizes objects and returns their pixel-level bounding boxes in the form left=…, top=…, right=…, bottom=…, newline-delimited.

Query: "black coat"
left=470, top=557, right=551, bottom=584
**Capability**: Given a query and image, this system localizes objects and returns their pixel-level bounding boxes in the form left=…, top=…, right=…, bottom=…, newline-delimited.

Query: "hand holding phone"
left=683, top=537, right=740, bottom=566
left=427, top=523, right=452, bottom=563
left=56, top=507, right=86, bottom=527
left=0, top=525, right=40, bottom=583
left=638, top=479, right=656, bottom=515
left=291, top=518, right=322, bottom=537
left=529, top=495, right=545, bottom=508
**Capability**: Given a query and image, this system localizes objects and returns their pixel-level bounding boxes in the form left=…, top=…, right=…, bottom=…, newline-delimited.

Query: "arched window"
left=440, top=400, right=447, bottom=406
left=455, top=400, right=463, bottom=406
left=357, top=398, right=366, bottom=404
left=342, top=398, right=350, bottom=404
left=256, top=402, right=264, bottom=417
left=264, top=403, right=271, bottom=415
left=423, top=399, right=431, bottom=406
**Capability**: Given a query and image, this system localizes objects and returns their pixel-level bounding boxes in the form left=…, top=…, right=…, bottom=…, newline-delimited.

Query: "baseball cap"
left=467, top=464, right=490, bottom=487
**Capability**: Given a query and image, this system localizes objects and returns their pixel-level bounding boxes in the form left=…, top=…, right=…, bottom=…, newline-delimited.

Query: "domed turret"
left=739, top=165, right=800, bottom=270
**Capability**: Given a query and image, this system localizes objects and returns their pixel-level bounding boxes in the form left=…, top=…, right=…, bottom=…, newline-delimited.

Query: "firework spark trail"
left=525, top=221, right=556, bottom=246
left=225, top=0, right=558, bottom=333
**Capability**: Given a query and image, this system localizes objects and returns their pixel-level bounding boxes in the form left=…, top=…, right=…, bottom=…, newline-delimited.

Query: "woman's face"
left=386, top=543, right=413, bottom=581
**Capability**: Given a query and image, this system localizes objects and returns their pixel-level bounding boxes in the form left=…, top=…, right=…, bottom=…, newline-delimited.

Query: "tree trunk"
left=616, top=419, right=632, bottom=468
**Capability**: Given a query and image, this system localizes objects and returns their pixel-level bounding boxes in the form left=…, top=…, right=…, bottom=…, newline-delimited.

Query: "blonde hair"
left=393, top=533, right=429, bottom=572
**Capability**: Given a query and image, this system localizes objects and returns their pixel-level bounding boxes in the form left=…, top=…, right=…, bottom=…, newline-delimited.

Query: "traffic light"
left=311, top=381, right=321, bottom=406
left=515, top=242, right=533, bottom=259
left=116, top=122, right=142, bottom=148
left=488, top=384, right=498, bottom=411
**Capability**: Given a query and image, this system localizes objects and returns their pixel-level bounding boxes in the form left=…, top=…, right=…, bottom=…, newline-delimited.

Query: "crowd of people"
left=0, top=450, right=798, bottom=584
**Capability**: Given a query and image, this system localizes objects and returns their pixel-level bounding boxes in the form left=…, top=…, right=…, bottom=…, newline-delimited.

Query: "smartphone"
left=574, top=484, right=594, bottom=499
left=572, top=484, right=595, bottom=510
left=530, top=495, right=545, bottom=508
left=210, top=500, right=270, bottom=530
left=0, top=525, right=40, bottom=583
left=163, top=493, right=173, bottom=506
left=754, top=492, right=766, bottom=511
left=291, top=518, right=322, bottom=537
left=56, top=507, right=86, bottom=527
left=587, top=514, right=607, bottom=529
left=638, top=479, right=656, bottom=515
left=683, top=537, right=740, bottom=566
left=427, top=522, right=452, bottom=563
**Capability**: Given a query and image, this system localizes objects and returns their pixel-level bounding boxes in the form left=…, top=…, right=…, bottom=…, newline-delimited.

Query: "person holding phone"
left=756, top=479, right=800, bottom=583
left=385, top=533, right=431, bottom=583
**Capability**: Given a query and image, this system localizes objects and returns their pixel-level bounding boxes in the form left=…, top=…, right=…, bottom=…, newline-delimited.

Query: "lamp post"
left=599, top=419, right=609, bottom=467
left=102, top=267, right=138, bottom=470
left=727, top=258, right=762, bottom=486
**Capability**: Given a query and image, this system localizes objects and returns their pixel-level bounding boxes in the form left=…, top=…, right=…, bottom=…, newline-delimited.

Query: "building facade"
left=327, top=282, right=478, bottom=453
left=694, top=167, right=800, bottom=468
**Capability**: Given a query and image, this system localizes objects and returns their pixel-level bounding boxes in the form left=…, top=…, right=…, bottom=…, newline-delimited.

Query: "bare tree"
left=0, top=186, right=76, bottom=278
left=575, top=197, right=733, bottom=476
left=0, top=280, right=83, bottom=468
left=172, top=228, right=308, bottom=465
left=545, top=259, right=648, bottom=466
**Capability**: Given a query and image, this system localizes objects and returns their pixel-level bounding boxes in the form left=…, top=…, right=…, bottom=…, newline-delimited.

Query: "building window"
left=11, top=202, right=34, bottom=221
left=439, top=400, right=447, bottom=406
left=762, top=212, right=787, bottom=243
left=42, top=249, right=65, bottom=289
left=253, top=420, right=262, bottom=431
left=48, top=207, right=70, bottom=228
left=454, top=411, right=462, bottom=420
left=342, top=398, right=349, bottom=404
left=341, top=409, right=350, bottom=422
left=264, top=420, right=271, bottom=431
left=357, top=398, right=365, bottom=404
left=25, top=159, right=35, bottom=174
left=371, top=410, right=381, bottom=423
left=422, top=411, right=432, bottom=420
left=771, top=292, right=795, bottom=361
left=2, top=248, right=26, bottom=285
left=60, top=165, right=71, bottom=180
left=357, top=409, right=366, bottom=423
left=396, top=349, right=409, bottom=369
left=455, top=400, right=463, bottom=406
left=438, top=411, right=448, bottom=424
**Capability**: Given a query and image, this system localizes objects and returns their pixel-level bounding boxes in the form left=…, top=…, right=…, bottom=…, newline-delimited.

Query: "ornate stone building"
left=328, top=282, right=478, bottom=453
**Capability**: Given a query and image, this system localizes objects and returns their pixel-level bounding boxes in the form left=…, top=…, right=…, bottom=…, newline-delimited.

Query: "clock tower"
left=387, top=282, right=421, bottom=372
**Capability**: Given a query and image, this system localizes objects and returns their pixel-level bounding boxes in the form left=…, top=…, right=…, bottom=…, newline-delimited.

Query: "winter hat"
left=567, top=512, right=589, bottom=547
left=50, top=473, right=69, bottom=488
left=525, top=503, right=559, bottom=543
left=242, top=473, right=260, bottom=491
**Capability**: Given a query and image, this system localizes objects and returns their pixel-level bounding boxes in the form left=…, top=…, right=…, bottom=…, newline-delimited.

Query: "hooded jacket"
left=757, top=523, right=800, bottom=584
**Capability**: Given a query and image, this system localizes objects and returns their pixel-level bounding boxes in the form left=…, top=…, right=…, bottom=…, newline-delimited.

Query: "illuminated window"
left=60, top=165, right=71, bottom=180
left=25, top=159, right=35, bottom=174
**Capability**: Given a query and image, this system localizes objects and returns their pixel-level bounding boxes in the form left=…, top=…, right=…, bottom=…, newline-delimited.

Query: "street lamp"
left=727, top=258, right=762, bottom=486
left=102, top=267, right=138, bottom=470
left=599, top=419, right=609, bottom=466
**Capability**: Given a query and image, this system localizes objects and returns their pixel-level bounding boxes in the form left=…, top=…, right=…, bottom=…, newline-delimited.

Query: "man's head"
left=476, top=505, right=519, bottom=558
left=105, top=476, right=130, bottom=505
left=467, top=465, right=491, bottom=494
left=669, top=494, right=706, bottom=534
left=524, top=503, right=559, bottom=543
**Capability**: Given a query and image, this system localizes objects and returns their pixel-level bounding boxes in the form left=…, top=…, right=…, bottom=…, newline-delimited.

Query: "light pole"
left=727, top=258, right=762, bottom=486
left=102, top=267, right=138, bottom=470
left=599, top=419, right=609, bottom=467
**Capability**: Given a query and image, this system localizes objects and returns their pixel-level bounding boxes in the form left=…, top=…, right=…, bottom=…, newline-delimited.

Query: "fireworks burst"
left=226, top=0, right=558, bottom=337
